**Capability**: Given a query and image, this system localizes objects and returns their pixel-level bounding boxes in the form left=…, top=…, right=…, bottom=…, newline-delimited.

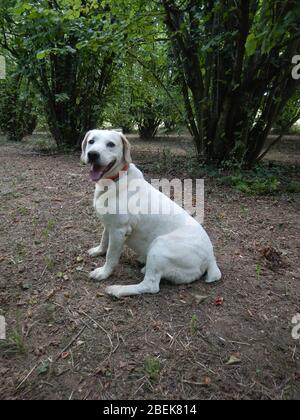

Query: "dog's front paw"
left=105, top=285, right=123, bottom=299
left=88, top=246, right=106, bottom=258
left=89, top=267, right=112, bottom=282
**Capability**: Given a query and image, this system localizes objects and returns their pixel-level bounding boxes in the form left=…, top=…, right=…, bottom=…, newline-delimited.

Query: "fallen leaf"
left=95, top=366, right=106, bottom=375
left=63, top=225, right=74, bottom=230
left=61, top=352, right=70, bottom=360
left=45, top=289, right=56, bottom=301
left=215, top=297, right=224, bottom=306
left=226, top=355, right=241, bottom=365
left=29, top=296, right=38, bottom=306
left=21, top=283, right=32, bottom=291
left=193, top=294, right=208, bottom=304
left=152, top=321, right=163, bottom=331
left=37, top=362, right=50, bottom=375
left=203, top=376, right=212, bottom=386
left=119, top=361, right=127, bottom=369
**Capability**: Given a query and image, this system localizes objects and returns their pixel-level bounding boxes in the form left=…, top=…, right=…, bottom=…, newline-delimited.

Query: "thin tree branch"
left=125, top=49, right=187, bottom=125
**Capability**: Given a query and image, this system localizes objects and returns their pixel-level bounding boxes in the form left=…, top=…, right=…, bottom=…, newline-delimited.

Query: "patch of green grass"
left=0, top=315, right=26, bottom=356
left=15, top=242, right=27, bottom=257
left=18, top=207, right=30, bottom=216
left=152, top=152, right=299, bottom=196
left=255, top=264, right=262, bottom=281
left=282, top=384, right=297, bottom=400
left=43, top=219, right=56, bottom=238
left=1, top=190, right=20, bottom=200
left=287, top=182, right=300, bottom=194
left=47, top=219, right=56, bottom=231
left=222, top=174, right=280, bottom=195
left=144, top=356, right=161, bottom=382
left=190, top=314, right=199, bottom=335
left=220, top=161, right=300, bottom=195
left=45, top=255, right=55, bottom=271
left=240, top=205, right=249, bottom=215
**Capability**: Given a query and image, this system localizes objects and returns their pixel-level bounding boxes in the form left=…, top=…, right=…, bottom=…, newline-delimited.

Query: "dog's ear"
left=81, top=131, right=91, bottom=162
left=121, top=133, right=132, bottom=164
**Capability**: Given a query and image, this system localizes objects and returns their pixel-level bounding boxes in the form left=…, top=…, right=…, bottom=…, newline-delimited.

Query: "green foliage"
left=0, top=313, right=27, bottom=356
left=274, top=88, right=300, bottom=133
left=287, top=182, right=300, bottom=194
left=0, top=0, right=299, bottom=165
left=190, top=314, right=199, bottom=335
left=0, top=68, right=37, bottom=142
left=144, top=356, right=161, bottom=382
left=223, top=174, right=280, bottom=195
left=220, top=161, right=300, bottom=195
left=256, top=264, right=262, bottom=281
left=162, top=0, right=300, bottom=166
left=104, top=44, right=184, bottom=139
left=0, top=0, right=120, bottom=147
left=36, top=361, right=50, bottom=376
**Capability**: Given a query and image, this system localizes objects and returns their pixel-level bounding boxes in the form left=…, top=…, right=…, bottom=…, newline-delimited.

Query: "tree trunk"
left=162, top=0, right=300, bottom=167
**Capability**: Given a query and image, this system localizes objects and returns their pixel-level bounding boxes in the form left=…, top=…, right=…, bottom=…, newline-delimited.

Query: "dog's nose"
left=88, top=151, right=100, bottom=163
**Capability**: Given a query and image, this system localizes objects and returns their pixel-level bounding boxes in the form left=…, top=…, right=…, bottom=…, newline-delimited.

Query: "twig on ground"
left=183, top=379, right=210, bottom=387
left=16, top=364, right=37, bottom=391
left=55, top=325, right=86, bottom=362
left=78, top=309, right=113, bottom=350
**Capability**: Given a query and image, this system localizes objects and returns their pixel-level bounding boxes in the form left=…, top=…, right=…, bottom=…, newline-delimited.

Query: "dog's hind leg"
left=205, top=259, right=222, bottom=284
left=106, top=271, right=161, bottom=298
left=106, top=241, right=167, bottom=298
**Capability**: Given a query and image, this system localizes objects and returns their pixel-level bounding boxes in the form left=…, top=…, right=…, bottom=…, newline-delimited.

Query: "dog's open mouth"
left=90, top=160, right=116, bottom=182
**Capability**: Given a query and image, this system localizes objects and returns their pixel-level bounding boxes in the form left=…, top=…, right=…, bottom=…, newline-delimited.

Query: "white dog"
left=81, top=130, right=222, bottom=298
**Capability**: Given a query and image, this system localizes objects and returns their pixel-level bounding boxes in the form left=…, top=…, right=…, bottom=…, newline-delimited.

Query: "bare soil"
left=0, top=136, right=300, bottom=400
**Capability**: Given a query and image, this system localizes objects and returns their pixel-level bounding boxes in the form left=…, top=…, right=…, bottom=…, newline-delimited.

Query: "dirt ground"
left=0, top=135, right=300, bottom=400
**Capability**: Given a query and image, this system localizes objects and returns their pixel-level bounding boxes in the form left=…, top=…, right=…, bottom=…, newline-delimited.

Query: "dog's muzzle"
left=88, top=151, right=100, bottom=164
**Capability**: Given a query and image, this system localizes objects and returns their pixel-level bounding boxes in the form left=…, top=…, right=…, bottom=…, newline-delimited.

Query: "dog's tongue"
left=90, top=165, right=105, bottom=182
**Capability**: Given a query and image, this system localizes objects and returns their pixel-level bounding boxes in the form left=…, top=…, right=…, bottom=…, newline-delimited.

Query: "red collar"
left=106, top=163, right=130, bottom=182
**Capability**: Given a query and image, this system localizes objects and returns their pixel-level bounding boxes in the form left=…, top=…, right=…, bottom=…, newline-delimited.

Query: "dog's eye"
left=107, top=142, right=115, bottom=148
left=89, top=139, right=95, bottom=145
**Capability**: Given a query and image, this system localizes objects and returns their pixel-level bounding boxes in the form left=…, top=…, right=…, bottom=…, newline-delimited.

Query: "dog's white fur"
left=82, top=130, right=222, bottom=298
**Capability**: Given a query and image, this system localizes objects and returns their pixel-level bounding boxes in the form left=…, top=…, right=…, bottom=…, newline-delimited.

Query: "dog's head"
left=81, top=130, right=132, bottom=182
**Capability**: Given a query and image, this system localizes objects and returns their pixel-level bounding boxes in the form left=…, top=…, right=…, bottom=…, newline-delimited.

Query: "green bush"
left=0, top=74, right=37, bottom=142
left=274, top=88, right=300, bottom=133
